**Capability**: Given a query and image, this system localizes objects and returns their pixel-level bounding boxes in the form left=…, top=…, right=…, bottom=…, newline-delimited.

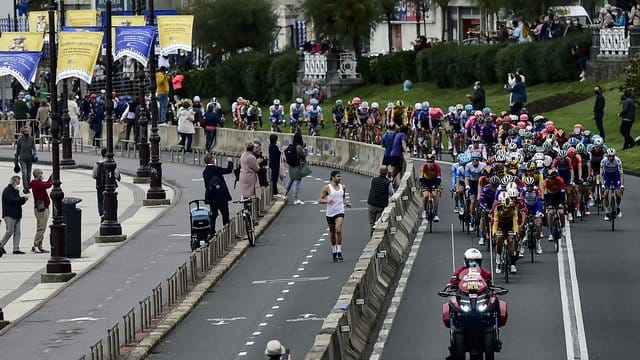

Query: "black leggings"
left=209, top=201, right=230, bottom=235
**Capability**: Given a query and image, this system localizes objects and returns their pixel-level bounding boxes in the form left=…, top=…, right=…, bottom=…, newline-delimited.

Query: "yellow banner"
left=56, top=32, right=104, bottom=84
left=29, top=11, right=57, bottom=34
left=66, top=10, right=98, bottom=27
left=0, top=32, right=45, bottom=51
left=157, top=15, right=194, bottom=56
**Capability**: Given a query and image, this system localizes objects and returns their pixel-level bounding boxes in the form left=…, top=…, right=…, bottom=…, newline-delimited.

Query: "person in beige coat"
left=239, top=142, right=263, bottom=200
left=36, top=99, right=51, bottom=138
left=177, top=99, right=195, bottom=152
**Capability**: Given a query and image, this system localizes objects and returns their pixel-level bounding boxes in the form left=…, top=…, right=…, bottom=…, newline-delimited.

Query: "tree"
left=378, top=0, right=402, bottom=53
left=303, top=0, right=379, bottom=59
left=180, top=0, right=277, bottom=54
left=432, top=0, right=450, bottom=41
left=473, top=0, right=579, bottom=23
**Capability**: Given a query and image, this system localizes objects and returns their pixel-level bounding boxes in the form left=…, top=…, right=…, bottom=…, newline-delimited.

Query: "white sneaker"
left=589, top=199, right=595, bottom=206
left=496, top=255, right=501, bottom=265
left=604, top=214, right=610, bottom=221
left=536, top=240, right=543, bottom=254
left=458, top=207, right=464, bottom=216
left=478, top=237, right=485, bottom=246
left=470, top=224, right=475, bottom=232
left=617, top=208, right=622, bottom=218
left=413, top=149, right=418, bottom=155
left=562, top=227, right=566, bottom=236
left=568, top=213, right=573, bottom=221
left=447, top=144, right=451, bottom=150
left=576, top=210, right=582, bottom=218
left=585, top=209, right=591, bottom=215
left=453, top=207, right=459, bottom=214
left=422, top=210, right=427, bottom=219
left=518, top=250, right=524, bottom=258
left=510, top=265, right=517, bottom=273
left=294, top=199, right=305, bottom=205
left=548, top=234, right=554, bottom=241
left=433, top=215, right=440, bottom=222
left=580, top=71, right=585, bottom=78
left=496, top=266, right=502, bottom=274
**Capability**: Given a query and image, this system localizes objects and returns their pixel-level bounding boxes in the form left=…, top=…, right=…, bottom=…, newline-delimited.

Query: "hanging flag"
left=0, top=51, right=42, bottom=89
left=57, top=31, right=104, bottom=84
left=66, top=10, right=99, bottom=27
left=114, top=26, right=155, bottom=67
left=0, top=32, right=45, bottom=51
left=29, top=11, right=57, bottom=35
left=157, top=15, right=194, bottom=56
left=112, top=15, right=146, bottom=27
left=63, top=26, right=103, bottom=32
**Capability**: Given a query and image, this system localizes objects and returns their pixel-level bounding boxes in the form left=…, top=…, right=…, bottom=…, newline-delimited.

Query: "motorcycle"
left=438, top=267, right=509, bottom=360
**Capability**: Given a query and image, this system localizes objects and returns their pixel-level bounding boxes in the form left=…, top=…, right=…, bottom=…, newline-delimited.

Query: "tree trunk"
left=353, top=33, right=363, bottom=62
left=387, top=16, right=393, bottom=53
left=441, top=5, right=448, bottom=42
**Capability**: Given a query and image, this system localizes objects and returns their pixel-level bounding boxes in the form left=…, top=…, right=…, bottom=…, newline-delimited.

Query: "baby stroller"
left=189, top=200, right=212, bottom=251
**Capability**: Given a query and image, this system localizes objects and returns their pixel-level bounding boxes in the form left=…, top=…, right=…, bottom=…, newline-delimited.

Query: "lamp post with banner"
left=97, top=0, right=127, bottom=242
left=59, top=0, right=76, bottom=167
left=134, top=0, right=150, bottom=183
left=143, top=0, right=169, bottom=206
left=41, top=0, right=76, bottom=284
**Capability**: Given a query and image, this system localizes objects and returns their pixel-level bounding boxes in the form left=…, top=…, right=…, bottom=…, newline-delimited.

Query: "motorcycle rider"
left=445, top=248, right=493, bottom=290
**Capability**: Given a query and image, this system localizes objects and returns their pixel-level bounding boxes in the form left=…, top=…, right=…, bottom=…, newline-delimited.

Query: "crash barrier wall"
left=208, top=128, right=421, bottom=359
left=76, top=183, right=273, bottom=360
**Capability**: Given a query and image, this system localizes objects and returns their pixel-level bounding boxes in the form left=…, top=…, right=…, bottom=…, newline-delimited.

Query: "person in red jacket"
left=29, top=169, right=52, bottom=253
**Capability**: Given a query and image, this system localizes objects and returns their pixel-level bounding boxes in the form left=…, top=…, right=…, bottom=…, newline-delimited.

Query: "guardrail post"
left=107, top=323, right=120, bottom=360
left=153, top=282, right=163, bottom=318
left=123, top=307, right=135, bottom=345
left=90, top=339, right=104, bottom=360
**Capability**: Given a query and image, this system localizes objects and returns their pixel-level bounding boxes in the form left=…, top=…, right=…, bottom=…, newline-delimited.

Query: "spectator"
left=389, top=125, right=408, bottom=180
left=155, top=66, right=171, bottom=124
left=593, top=86, right=606, bottom=140
left=0, top=175, right=29, bottom=255
left=91, top=99, right=105, bottom=147
left=172, top=69, right=185, bottom=102
left=600, top=6, right=614, bottom=28
left=497, top=25, right=509, bottom=41
left=613, top=7, right=627, bottom=26
left=67, top=94, right=81, bottom=138
left=304, top=80, right=320, bottom=102
left=466, top=81, right=486, bottom=110
left=36, top=99, right=51, bottom=138
left=284, top=132, right=311, bottom=204
left=121, top=96, right=139, bottom=144
left=367, top=165, right=394, bottom=236
left=204, top=103, right=222, bottom=151
left=265, top=339, right=291, bottom=360
left=310, top=40, right=323, bottom=54
left=505, top=73, right=527, bottom=115
left=14, top=92, right=29, bottom=133
left=268, top=134, right=282, bottom=196
left=572, top=42, right=590, bottom=81
left=29, top=169, right=52, bottom=253
left=158, top=54, right=170, bottom=70
left=92, top=149, right=121, bottom=221
left=618, top=89, right=636, bottom=149
left=177, top=99, right=195, bottom=152
left=240, top=141, right=264, bottom=200
left=178, top=50, right=192, bottom=71
left=203, top=154, right=234, bottom=237
left=15, top=126, right=36, bottom=193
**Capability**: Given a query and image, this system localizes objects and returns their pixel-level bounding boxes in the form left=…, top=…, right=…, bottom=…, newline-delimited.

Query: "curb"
left=122, top=198, right=286, bottom=360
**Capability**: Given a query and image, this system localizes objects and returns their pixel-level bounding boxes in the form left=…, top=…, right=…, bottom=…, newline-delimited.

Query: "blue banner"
left=114, top=26, right=155, bottom=66
left=0, top=51, right=42, bottom=89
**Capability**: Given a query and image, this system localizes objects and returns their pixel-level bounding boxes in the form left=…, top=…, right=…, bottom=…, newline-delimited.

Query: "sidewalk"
left=0, top=161, right=175, bottom=322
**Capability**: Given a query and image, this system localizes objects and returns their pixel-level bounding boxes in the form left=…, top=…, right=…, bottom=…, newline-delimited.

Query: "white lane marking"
left=252, top=276, right=329, bottom=284
left=282, top=289, right=290, bottom=293
left=252, top=331, right=261, bottom=336
left=272, top=305, right=280, bottom=309
left=168, top=233, right=190, bottom=237
left=315, top=178, right=322, bottom=181
left=370, top=220, right=427, bottom=360
left=302, top=261, right=309, bottom=265
left=322, top=233, right=328, bottom=236
left=246, top=341, right=254, bottom=345
left=310, top=249, right=317, bottom=253
left=192, top=178, right=203, bottom=182
left=259, top=322, right=267, bottom=327
left=559, top=222, right=589, bottom=359
left=238, top=352, right=247, bottom=356
left=265, top=314, right=273, bottom=318
left=320, top=207, right=368, bottom=212
left=292, top=275, right=300, bottom=278
left=297, top=268, right=305, bottom=271
left=56, top=317, right=105, bottom=323
left=277, top=297, right=284, bottom=301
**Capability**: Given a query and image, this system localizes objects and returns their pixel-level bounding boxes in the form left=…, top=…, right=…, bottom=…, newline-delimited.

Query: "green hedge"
left=368, top=51, right=417, bottom=84
left=266, top=50, right=299, bottom=102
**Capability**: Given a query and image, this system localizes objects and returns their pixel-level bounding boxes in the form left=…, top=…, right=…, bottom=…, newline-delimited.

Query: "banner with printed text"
left=0, top=32, right=45, bottom=51
left=111, top=15, right=146, bottom=44
left=0, top=51, right=42, bottom=89
left=157, top=15, right=193, bottom=56
left=66, top=10, right=99, bottom=27
left=56, top=32, right=104, bottom=84
left=114, top=26, right=155, bottom=66
left=28, top=11, right=57, bottom=35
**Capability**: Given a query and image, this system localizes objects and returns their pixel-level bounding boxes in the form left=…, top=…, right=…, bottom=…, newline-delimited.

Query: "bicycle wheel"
left=610, top=195, right=616, bottom=232
left=427, top=201, right=433, bottom=233
left=554, top=215, right=561, bottom=253
left=245, top=215, right=256, bottom=246
left=528, top=228, right=535, bottom=263
left=502, top=242, right=509, bottom=283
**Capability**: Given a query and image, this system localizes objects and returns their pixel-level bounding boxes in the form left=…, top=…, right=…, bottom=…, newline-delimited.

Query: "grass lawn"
left=249, top=77, right=640, bottom=170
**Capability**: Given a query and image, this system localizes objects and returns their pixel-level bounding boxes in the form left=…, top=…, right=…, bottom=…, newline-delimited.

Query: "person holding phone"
left=29, top=169, right=52, bottom=253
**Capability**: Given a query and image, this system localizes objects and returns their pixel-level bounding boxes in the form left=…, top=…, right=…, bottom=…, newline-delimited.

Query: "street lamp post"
left=42, top=0, right=75, bottom=284
left=97, top=0, right=126, bottom=242
left=59, top=0, right=76, bottom=167
left=143, top=0, right=169, bottom=206
left=13, top=0, right=18, bottom=31
left=134, top=0, right=150, bottom=183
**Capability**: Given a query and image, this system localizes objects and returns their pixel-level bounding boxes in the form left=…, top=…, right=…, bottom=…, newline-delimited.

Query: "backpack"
left=233, top=163, right=241, bottom=189
left=95, top=161, right=107, bottom=187
left=284, top=144, right=300, bottom=167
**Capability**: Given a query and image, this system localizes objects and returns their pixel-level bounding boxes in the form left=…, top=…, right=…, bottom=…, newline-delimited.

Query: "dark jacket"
left=204, top=111, right=222, bottom=130
left=620, top=97, right=635, bottom=122
left=505, top=82, right=527, bottom=105
left=594, top=93, right=605, bottom=120
left=2, top=184, right=26, bottom=219
left=16, top=135, right=35, bottom=162
left=203, top=160, right=234, bottom=204
left=268, top=143, right=281, bottom=171
left=367, top=175, right=393, bottom=208
left=471, top=87, right=486, bottom=110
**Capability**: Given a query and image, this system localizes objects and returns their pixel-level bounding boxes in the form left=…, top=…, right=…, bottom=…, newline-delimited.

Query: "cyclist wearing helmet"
left=452, top=154, right=468, bottom=215
left=601, top=147, right=624, bottom=220
left=357, top=101, right=373, bottom=142
left=445, top=248, right=492, bottom=290
left=428, top=107, right=445, bottom=155
left=269, top=99, right=284, bottom=132
left=231, top=97, right=244, bottom=129
left=332, top=100, right=346, bottom=138
left=466, top=134, right=487, bottom=161
left=567, top=147, right=584, bottom=217
left=543, top=169, right=567, bottom=241
left=522, top=176, right=544, bottom=254
left=392, top=100, right=408, bottom=127
left=477, top=175, right=500, bottom=245
left=370, top=102, right=383, bottom=144
left=345, top=100, right=359, bottom=139
left=306, top=99, right=323, bottom=136
left=576, top=142, right=592, bottom=215
left=246, top=101, right=262, bottom=129
left=492, top=192, right=519, bottom=274
left=465, top=152, right=487, bottom=230
left=589, top=137, right=606, bottom=180
left=553, top=149, right=575, bottom=219
left=289, top=98, right=305, bottom=133
left=420, top=154, right=442, bottom=222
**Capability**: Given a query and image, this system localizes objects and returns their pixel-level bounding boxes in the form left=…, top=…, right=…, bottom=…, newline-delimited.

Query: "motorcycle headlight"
left=460, top=304, right=471, bottom=312
left=477, top=303, right=487, bottom=312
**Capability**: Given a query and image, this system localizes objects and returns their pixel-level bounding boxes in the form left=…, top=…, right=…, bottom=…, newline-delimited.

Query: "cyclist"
left=306, top=99, right=323, bottom=136
left=478, top=175, right=500, bottom=245
left=384, top=102, right=394, bottom=127
left=357, top=101, right=372, bottom=142
left=289, top=98, right=305, bottom=133
left=464, top=152, right=486, bottom=231
left=601, top=147, right=624, bottom=220
left=269, top=99, right=284, bottom=132
left=466, top=134, right=488, bottom=161
left=492, top=192, right=519, bottom=274
left=231, top=96, right=244, bottom=129
left=370, top=102, right=384, bottom=144
left=589, top=136, right=606, bottom=205
left=332, top=99, right=346, bottom=138
left=567, top=147, right=583, bottom=217
left=451, top=154, right=468, bottom=215
left=523, top=160, right=543, bottom=189
left=543, top=169, right=567, bottom=241
left=554, top=149, right=575, bottom=220
left=419, top=154, right=442, bottom=222
left=521, top=176, right=544, bottom=254
left=391, top=100, right=408, bottom=128
left=246, top=101, right=262, bottom=130
left=428, top=107, right=444, bottom=155
left=413, top=102, right=429, bottom=155
left=345, top=100, right=359, bottom=139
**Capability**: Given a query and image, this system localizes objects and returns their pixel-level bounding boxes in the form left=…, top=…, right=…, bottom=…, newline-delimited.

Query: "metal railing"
left=303, top=51, right=360, bottom=80
left=599, top=26, right=630, bottom=56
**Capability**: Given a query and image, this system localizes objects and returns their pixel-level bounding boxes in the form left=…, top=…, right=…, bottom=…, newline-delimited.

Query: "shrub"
left=368, top=51, right=417, bottom=84
left=620, top=55, right=640, bottom=106
left=183, top=67, right=219, bottom=100
left=215, top=51, right=272, bottom=104
left=416, top=49, right=430, bottom=82
left=267, top=50, right=299, bottom=102
left=357, top=56, right=373, bottom=84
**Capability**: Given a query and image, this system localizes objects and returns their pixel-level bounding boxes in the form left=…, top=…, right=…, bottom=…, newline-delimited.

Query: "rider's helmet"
left=471, top=134, right=480, bottom=142
left=593, top=136, right=603, bottom=146
left=474, top=110, right=483, bottom=118
left=371, top=102, right=379, bottom=109
left=470, top=152, right=481, bottom=160
left=507, top=186, right=519, bottom=199
left=500, top=176, right=510, bottom=187
left=456, top=153, right=466, bottom=163
left=526, top=161, right=536, bottom=171
left=335, top=99, right=343, bottom=106
left=524, top=176, right=536, bottom=187
left=576, top=143, right=586, bottom=154
left=426, top=153, right=436, bottom=163
left=562, top=142, right=571, bottom=150
left=583, top=129, right=591, bottom=137
left=252, top=101, right=259, bottom=106
left=567, top=147, right=577, bottom=157
left=535, top=159, right=545, bottom=169
left=464, top=104, right=473, bottom=112
left=456, top=104, right=464, bottom=111
left=459, top=154, right=470, bottom=164
left=534, top=152, right=545, bottom=161
left=395, top=100, right=404, bottom=107
left=295, top=97, right=303, bottom=104
left=501, top=196, right=514, bottom=209
left=558, top=149, right=568, bottom=158
left=361, top=101, right=369, bottom=109
left=236, top=96, right=243, bottom=103
left=352, top=97, right=362, bottom=106
left=543, top=156, right=553, bottom=168
left=573, top=123, right=583, bottom=134
left=546, top=123, right=556, bottom=133
left=519, top=114, right=529, bottom=122
left=533, top=115, right=544, bottom=124
left=490, top=175, right=501, bottom=187
left=527, top=144, right=537, bottom=154
left=508, top=141, right=518, bottom=152
left=273, top=99, right=280, bottom=106
left=483, top=107, right=492, bottom=115
left=543, top=140, right=554, bottom=152
left=494, top=154, right=507, bottom=163
left=422, top=101, right=430, bottom=109
left=606, top=147, right=616, bottom=157
left=415, top=102, right=423, bottom=110
left=463, top=248, right=483, bottom=268
left=568, top=137, right=579, bottom=148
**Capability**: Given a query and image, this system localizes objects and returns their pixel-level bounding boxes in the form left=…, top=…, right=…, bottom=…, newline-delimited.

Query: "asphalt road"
left=0, top=150, right=247, bottom=360
left=148, top=167, right=373, bottom=360
left=377, top=159, right=640, bottom=360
